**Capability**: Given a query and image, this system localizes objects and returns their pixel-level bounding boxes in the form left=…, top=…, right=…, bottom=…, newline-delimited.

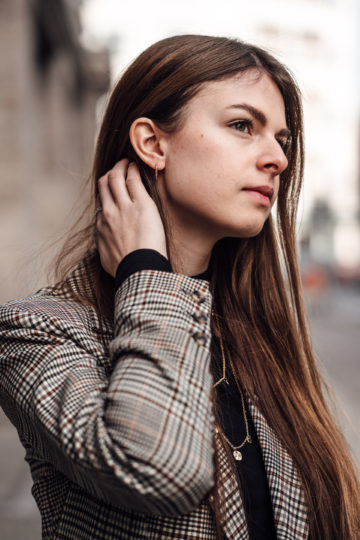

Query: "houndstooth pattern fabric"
left=0, top=263, right=309, bottom=539
left=248, top=401, right=309, bottom=539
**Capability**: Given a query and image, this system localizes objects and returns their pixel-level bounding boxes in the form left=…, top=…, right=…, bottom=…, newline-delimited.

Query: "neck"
left=168, top=233, right=214, bottom=277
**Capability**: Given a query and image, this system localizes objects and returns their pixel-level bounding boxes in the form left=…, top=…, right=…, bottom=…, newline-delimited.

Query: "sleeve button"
left=191, top=290, right=206, bottom=303
left=193, top=312, right=207, bottom=324
left=192, top=331, right=207, bottom=345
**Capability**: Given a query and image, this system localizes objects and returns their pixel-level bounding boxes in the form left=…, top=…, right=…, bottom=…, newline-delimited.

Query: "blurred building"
left=0, top=0, right=110, bottom=303
left=245, top=0, right=360, bottom=275
left=83, top=0, right=360, bottom=278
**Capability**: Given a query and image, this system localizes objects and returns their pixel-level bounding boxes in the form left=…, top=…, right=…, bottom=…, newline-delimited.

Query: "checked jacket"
left=0, top=262, right=309, bottom=539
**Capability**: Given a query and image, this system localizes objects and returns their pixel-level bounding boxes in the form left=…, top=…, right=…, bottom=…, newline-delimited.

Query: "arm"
left=0, top=269, right=214, bottom=516
left=1, top=160, right=215, bottom=516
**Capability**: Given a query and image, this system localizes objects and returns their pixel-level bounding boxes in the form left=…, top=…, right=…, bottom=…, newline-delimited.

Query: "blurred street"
left=305, top=284, right=360, bottom=465
left=0, top=284, right=359, bottom=539
left=0, top=410, right=41, bottom=539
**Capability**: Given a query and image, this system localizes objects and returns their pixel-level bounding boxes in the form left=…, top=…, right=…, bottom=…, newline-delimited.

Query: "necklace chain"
left=212, top=311, right=252, bottom=461
left=212, top=314, right=229, bottom=388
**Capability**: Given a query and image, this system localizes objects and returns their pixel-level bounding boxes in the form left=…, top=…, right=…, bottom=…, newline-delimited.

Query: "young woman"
left=0, top=35, right=359, bottom=539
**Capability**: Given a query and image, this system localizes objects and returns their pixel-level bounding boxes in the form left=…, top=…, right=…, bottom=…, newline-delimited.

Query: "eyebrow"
left=226, top=103, right=291, bottom=139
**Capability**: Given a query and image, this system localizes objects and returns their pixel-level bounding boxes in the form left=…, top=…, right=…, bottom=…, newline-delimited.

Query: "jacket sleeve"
left=0, top=270, right=215, bottom=516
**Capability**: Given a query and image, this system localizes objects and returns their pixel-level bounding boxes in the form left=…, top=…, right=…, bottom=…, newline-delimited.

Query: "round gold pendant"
left=233, top=450, right=242, bottom=461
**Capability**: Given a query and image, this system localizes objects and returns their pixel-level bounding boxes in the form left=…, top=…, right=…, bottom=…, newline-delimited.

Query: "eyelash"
left=230, top=119, right=253, bottom=134
left=230, top=120, right=290, bottom=153
left=278, top=138, right=291, bottom=153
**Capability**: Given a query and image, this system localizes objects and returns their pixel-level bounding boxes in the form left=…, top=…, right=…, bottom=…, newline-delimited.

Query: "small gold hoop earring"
left=155, top=164, right=158, bottom=181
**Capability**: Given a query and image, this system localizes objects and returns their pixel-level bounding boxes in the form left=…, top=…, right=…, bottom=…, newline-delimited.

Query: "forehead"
left=187, top=70, right=286, bottom=124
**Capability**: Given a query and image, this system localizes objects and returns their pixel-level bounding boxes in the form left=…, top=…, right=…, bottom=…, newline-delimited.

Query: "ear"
left=129, top=117, right=167, bottom=171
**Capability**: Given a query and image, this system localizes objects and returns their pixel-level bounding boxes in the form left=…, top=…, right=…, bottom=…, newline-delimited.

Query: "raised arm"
left=0, top=161, right=215, bottom=516
left=0, top=268, right=214, bottom=516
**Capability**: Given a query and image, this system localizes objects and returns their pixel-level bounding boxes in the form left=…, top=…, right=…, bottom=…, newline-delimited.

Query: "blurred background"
left=0, top=0, right=359, bottom=537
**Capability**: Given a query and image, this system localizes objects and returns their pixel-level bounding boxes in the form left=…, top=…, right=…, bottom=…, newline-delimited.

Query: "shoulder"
left=0, top=284, right=110, bottom=355
left=1, top=256, right=111, bottom=336
left=1, top=286, right=89, bottom=325
left=0, top=284, right=110, bottom=412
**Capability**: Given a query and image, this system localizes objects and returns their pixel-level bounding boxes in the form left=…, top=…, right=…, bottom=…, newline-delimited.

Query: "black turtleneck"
left=115, top=249, right=277, bottom=539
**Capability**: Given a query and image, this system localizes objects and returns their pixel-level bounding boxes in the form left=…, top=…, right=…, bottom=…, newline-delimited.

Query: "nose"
left=257, top=138, right=288, bottom=176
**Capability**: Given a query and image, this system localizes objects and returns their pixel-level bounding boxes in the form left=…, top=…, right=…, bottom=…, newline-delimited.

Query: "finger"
left=95, top=205, right=103, bottom=226
left=107, top=160, right=132, bottom=205
left=112, top=158, right=129, bottom=175
left=125, top=162, right=151, bottom=202
left=98, top=174, right=116, bottom=216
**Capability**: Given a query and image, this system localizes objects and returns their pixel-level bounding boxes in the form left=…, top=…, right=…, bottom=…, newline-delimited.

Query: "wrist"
left=115, top=249, right=172, bottom=289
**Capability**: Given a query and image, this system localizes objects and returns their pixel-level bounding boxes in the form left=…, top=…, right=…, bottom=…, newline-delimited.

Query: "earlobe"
left=129, top=117, right=166, bottom=171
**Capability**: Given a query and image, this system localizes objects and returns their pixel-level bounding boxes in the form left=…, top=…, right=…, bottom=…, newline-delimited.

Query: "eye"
left=277, top=136, right=291, bottom=153
left=230, top=120, right=253, bottom=134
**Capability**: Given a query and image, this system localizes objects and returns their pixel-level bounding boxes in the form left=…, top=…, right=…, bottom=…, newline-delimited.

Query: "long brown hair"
left=52, top=35, right=360, bottom=539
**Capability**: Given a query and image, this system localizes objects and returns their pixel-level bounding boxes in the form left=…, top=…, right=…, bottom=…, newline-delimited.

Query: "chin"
left=230, top=219, right=267, bottom=239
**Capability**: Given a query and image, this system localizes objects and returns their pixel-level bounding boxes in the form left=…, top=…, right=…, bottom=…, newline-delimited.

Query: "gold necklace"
left=212, top=311, right=252, bottom=461
left=212, top=313, right=229, bottom=388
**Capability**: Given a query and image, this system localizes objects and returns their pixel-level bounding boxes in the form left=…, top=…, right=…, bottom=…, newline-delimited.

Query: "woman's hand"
left=96, top=159, right=167, bottom=277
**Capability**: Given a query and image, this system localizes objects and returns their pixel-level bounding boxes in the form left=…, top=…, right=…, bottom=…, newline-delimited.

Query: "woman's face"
left=158, top=70, right=290, bottom=247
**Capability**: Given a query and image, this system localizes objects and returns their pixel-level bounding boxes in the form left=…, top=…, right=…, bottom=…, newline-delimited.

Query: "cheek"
left=167, top=127, right=232, bottom=183
left=165, top=135, right=218, bottom=191
left=172, top=132, right=215, bottom=167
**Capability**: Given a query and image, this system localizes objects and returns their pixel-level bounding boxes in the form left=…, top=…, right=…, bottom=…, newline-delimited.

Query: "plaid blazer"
left=0, top=263, right=309, bottom=539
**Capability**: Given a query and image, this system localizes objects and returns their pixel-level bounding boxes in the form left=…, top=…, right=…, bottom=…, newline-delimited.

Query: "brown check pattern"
left=0, top=263, right=309, bottom=539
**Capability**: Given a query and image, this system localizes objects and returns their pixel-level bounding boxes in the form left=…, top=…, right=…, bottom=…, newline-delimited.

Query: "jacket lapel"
left=208, top=434, right=249, bottom=540
left=248, top=399, right=309, bottom=540
left=211, top=402, right=309, bottom=540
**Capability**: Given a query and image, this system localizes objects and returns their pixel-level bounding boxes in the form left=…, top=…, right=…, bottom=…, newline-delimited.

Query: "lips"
left=243, top=185, right=274, bottom=200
